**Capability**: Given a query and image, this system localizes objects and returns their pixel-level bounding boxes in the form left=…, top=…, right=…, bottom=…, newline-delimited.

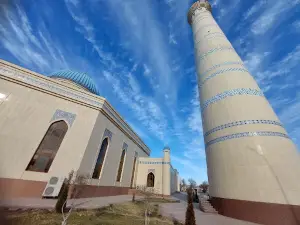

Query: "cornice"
left=0, top=59, right=151, bottom=156
left=102, top=101, right=151, bottom=155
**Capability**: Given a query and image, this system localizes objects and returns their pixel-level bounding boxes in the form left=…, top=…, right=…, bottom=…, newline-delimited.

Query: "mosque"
left=0, top=59, right=180, bottom=199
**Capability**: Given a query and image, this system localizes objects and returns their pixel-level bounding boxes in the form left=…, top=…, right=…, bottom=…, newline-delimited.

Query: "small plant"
left=59, top=170, right=89, bottom=225
left=185, top=188, right=196, bottom=225
left=55, top=171, right=73, bottom=213
left=136, top=185, right=157, bottom=225
left=173, top=217, right=182, bottom=225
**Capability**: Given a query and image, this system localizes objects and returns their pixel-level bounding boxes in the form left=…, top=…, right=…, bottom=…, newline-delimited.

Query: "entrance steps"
left=199, top=196, right=218, bottom=214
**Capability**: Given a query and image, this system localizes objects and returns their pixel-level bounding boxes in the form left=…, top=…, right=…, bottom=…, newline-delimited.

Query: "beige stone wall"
left=170, top=169, right=180, bottom=194
left=189, top=3, right=300, bottom=205
left=135, top=157, right=164, bottom=195
left=135, top=148, right=180, bottom=196
left=0, top=78, right=98, bottom=182
left=79, top=111, right=148, bottom=188
left=0, top=60, right=150, bottom=190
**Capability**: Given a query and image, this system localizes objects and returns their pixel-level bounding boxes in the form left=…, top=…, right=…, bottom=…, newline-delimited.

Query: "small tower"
left=162, top=146, right=171, bottom=196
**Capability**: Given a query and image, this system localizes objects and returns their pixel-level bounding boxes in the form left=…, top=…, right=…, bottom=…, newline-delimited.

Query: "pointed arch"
left=92, top=137, right=109, bottom=179
left=147, top=172, right=155, bottom=187
left=26, top=120, right=68, bottom=173
left=116, top=149, right=126, bottom=182
left=130, top=154, right=137, bottom=188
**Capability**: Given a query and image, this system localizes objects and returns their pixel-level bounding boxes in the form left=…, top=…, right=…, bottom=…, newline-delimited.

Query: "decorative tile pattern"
left=50, top=109, right=76, bottom=127
left=139, top=161, right=170, bottom=165
left=206, top=34, right=226, bottom=40
left=204, top=120, right=284, bottom=137
left=204, top=32, right=224, bottom=37
left=201, top=88, right=264, bottom=112
left=199, top=67, right=249, bottom=88
left=200, top=61, right=244, bottom=78
left=205, top=131, right=289, bottom=148
left=193, top=15, right=210, bottom=24
left=0, top=67, right=103, bottom=108
left=122, top=142, right=128, bottom=151
left=103, top=128, right=113, bottom=141
left=198, top=46, right=234, bottom=61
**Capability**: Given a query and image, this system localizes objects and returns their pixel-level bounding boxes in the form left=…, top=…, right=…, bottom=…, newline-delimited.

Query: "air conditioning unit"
left=42, top=176, right=65, bottom=198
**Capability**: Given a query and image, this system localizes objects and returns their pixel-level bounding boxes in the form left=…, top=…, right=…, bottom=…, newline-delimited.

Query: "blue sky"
left=0, top=0, right=300, bottom=184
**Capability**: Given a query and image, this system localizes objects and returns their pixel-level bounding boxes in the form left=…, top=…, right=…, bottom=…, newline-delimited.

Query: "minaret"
left=187, top=1, right=300, bottom=224
left=162, top=146, right=171, bottom=196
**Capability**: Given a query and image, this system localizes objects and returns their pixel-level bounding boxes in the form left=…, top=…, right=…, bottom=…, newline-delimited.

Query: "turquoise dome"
left=50, top=70, right=99, bottom=95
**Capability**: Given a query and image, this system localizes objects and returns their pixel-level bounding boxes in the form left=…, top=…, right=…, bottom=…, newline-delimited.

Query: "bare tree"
left=60, top=170, right=90, bottom=225
left=136, top=185, right=158, bottom=225
left=199, top=181, right=209, bottom=193
left=188, top=178, right=197, bottom=189
left=181, top=179, right=186, bottom=191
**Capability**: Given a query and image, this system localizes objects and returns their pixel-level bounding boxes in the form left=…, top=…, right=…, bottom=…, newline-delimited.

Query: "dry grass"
left=5, top=198, right=181, bottom=225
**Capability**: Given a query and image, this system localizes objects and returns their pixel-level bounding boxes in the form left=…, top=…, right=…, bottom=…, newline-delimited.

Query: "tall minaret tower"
left=187, top=1, right=300, bottom=225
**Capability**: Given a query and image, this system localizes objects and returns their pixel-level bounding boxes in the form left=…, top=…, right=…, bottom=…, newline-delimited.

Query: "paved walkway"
left=159, top=193, right=259, bottom=225
left=0, top=195, right=142, bottom=210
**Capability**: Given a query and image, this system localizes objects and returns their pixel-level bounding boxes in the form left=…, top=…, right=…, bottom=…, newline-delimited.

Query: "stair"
left=199, top=197, right=218, bottom=214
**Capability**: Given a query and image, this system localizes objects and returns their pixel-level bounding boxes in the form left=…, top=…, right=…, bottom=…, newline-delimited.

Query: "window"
left=130, top=155, right=137, bottom=188
left=147, top=172, right=155, bottom=187
left=26, top=120, right=68, bottom=173
left=116, top=149, right=126, bottom=182
left=92, top=137, right=109, bottom=179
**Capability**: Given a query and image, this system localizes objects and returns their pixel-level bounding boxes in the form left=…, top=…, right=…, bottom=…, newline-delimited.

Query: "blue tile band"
left=139, top=161, right=170, bottom=164
left=205, top=131, right=289, bottom=148
left=201, top=88, right=264, bottom=112
left=198, top=46, right=234, bottom=61
left=199, top=67, right=249, bottom=88
left=200, top=61, right=244, bottom=78
left=204, top=32, right=224, bottom=37
left=204, top=120, right=283, bottom=137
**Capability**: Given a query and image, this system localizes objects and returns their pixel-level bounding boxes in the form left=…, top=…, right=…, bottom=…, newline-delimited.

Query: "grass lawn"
left=4, top=198, right=182, bottom=225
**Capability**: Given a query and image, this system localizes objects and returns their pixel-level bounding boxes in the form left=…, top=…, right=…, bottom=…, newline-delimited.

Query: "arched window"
left=116, top=149, right=126, bottom=182
left=26, top=120, right=68, bottom=173
left=130, top=154, right=137, bottom=188
left=147, top=172, right=155, bottom=187
left=92, top=137, right=109, bottom=179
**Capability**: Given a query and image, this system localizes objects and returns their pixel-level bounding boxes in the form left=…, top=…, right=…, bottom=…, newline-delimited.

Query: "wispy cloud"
left=0, top=4, right=49, bottom=71
left=103, top=70, right=168, bottom=141
left=251, top=0, right=300, bottom=35
left=243, top=0, right=267, bottom=21
left=103, top=0, right=178, bottom=102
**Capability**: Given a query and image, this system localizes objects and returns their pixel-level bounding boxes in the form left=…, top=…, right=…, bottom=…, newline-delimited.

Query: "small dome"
left=50, top=70, right=99, bottom=95
left=164, top=146, right=170, bottom=150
